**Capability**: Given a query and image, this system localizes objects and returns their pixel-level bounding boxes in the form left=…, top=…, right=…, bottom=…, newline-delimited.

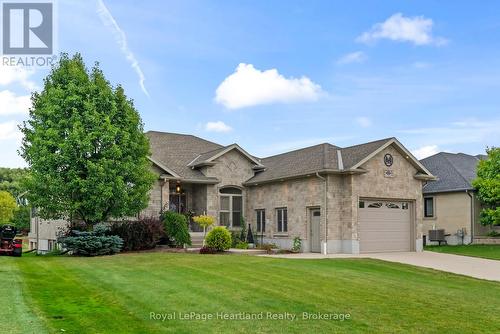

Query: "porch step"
left=190, top=233, right=205, bottom=247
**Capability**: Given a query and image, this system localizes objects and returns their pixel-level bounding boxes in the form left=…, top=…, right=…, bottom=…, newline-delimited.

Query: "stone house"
left=29, top=130, right=436, bottom=254
left=141, top=131, right=435, bottom=254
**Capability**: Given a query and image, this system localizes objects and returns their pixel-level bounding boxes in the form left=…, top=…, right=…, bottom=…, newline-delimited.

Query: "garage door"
left=358, top=200, right=412, bottom=253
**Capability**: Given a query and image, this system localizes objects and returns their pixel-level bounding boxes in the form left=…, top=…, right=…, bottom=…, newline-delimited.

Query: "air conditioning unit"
left=428, top=229, right=445, bottom=242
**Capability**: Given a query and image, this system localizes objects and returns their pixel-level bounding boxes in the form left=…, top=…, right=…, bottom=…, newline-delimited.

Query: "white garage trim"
left=358, top=198, right=415, bottom=253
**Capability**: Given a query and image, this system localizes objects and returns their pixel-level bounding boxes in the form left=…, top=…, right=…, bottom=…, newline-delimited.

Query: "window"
left=359, top=201, right=365, bottom=208
left=256, top=209, right=266, bottom=233
left=402, top=202, right=409, bottom=210
left=276, top=208, right=288, bottom=233
left=424, top=197, right=434, bottom=217
left=385, top=202, right=400, bottom=209
left=368, top=202, right=383, bottom=208
left=219, top=187, right=243, bottom=228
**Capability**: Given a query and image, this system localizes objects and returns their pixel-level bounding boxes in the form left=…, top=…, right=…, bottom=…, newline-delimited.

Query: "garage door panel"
left=360, top=226, right=410, bottom=233
left=360, top=231, right=411, bottom=242
left=361, top=240, right=410, bottom=252
left=359, top=199, right=411, bottom=253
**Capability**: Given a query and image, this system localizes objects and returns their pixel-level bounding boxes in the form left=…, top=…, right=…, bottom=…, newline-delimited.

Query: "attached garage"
left=358, top=199, right=412, bottom=253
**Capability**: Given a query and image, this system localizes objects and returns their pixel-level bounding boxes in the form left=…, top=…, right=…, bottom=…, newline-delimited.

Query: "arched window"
left=219, top=187, right=242, bottom=228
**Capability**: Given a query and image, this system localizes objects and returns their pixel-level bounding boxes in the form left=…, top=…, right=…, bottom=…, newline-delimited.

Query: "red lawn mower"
left=0, top=225, right=22, bottom=257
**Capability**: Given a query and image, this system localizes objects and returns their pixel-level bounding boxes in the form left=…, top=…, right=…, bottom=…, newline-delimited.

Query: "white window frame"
left=219, top=187, right=243, bottom=228
left=256, top=209, right=266, bottom=233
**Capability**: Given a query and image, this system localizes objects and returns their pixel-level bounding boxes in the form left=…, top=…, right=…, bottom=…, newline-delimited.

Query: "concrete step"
left=189, top=232, right=205, bottom=247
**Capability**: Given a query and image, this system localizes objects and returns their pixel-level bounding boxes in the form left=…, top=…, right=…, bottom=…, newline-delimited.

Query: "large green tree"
left=0, top=167, right=29, bottom=199
left=472, top=147, right=500, bottom=226
left=20, top=53, right=155, bottom=226
left=0, top=167, right=30, bottom=230
left=0, top=190, right=17, bottom=225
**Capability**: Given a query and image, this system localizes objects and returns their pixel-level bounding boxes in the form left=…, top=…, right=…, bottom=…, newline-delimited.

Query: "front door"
left=310, top=209, right=321, bottom=253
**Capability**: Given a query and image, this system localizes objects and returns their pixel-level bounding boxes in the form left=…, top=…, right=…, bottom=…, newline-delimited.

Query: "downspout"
left=466, top=190, right=474, bottom=245
left=316, top=172, right=328, bottom=254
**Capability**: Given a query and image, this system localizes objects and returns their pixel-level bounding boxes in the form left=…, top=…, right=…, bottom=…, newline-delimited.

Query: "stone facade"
left=201, top=149, right=256, bottom=219
left=244, top=144, right=427, bottom=254
left=245, top=177, right=324, bottom=251
left=140, top=165, right=169, bottom=218
left=29, top=142, right=429, bottom=254
left=350, top=145, right=424, bottom=252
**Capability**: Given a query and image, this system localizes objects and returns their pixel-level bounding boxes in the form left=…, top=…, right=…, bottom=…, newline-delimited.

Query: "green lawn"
left=2, top=253, right=500, bottom=334
left=425, top=244, right=500, bottom=260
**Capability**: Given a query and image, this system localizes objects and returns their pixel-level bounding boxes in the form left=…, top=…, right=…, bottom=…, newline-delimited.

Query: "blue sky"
left=2, top=0, right=500, bottom=167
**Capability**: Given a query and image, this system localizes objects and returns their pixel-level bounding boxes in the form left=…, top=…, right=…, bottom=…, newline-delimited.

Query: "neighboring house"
left=28, top=217, right=67, bottom=252
left=30, top=131, right=435, bottom=254
left=420, top=152, right=493, bottom=245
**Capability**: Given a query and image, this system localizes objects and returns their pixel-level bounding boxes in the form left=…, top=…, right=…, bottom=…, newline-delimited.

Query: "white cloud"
left=0, top=90, right=31, bottom=116
left=97, top=0, right=149, bottom=97
left=0, top=121, right=21, bottom=141
left=355, top=116, right=372, bottom=128
left=215, top=63, right=323, bottom=109
left=337, top=51, right=367, bottom=65
left=357, top=13, right=447, bottom=46
left=412, top=145, right=439, bottom=159
left=205, top=121, right=233, bottom=133
left=0, top=64, right=37, bottom=90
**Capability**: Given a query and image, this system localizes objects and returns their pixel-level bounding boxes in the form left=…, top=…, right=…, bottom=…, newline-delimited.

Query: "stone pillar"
left=206, top=184, right=218, bottom=224
left=161, top=180, right=169, bottom=212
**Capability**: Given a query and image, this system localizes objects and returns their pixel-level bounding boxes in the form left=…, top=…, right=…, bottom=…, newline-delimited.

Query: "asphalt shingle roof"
left=146, top=131, right=411, bottom=184
left=187, top=146, right=229, bottom=167
left=146, top=131, right=223, bottom=180
left=340, top=138, right=394, bottom=169
left=420, top=152, right=483, bottom=193
left=246, top=138, right=395, bottom=183
left=246, top=143, right=339, bottom=183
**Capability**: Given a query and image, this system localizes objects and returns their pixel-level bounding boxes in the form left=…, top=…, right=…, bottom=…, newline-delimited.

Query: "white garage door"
left=358, top=200, right=412, bottom=253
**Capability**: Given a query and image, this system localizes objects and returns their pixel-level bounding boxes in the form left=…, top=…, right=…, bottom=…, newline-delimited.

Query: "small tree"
left=472, top=147, right=500, bottom=226
left=0, top=191, right=17, bottom=224
left=192, top=215, right=215, bottom=244
left=20, top=53, right=155, bottom=227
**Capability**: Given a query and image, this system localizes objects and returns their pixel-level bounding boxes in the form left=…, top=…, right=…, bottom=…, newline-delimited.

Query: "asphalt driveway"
left=264, top=251, right=500, bottom=281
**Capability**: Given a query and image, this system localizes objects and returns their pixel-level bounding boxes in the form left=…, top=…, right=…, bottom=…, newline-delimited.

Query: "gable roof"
left=420, top=152, right=483, bottom=194
left=344, top=137, right=434, bottom=177
left=146, top=131, right=223, bottom=181
left=146, top=131, right=434, bottom=185
left=245, top=143, right=339, bottom=184
left=341, top=138, right=393, bottom=169
left=187, top=144, right=264, bottom=168
left=245, top=137, right=434, bottom=185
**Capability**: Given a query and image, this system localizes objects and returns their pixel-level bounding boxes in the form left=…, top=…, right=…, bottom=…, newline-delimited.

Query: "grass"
left=1, top=252, right=500, bottom=333
left=425, top=244, right=500, bottom=260
left=0, top=258, right=47, bottom=334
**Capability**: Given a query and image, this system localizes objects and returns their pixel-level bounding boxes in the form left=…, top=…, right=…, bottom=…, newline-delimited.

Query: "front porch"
left=167, top=182, right=209, bottom=232
left=165, top=181, right=245, bottom=231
